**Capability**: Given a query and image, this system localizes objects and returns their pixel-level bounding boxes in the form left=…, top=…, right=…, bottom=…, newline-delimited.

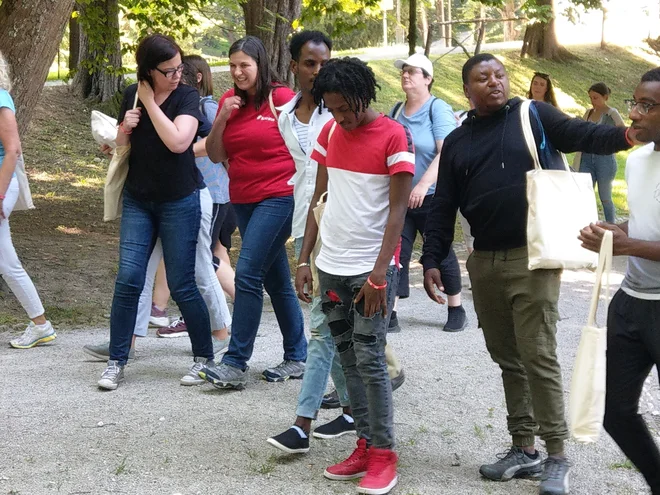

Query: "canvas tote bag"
left=569, top=229, right=612, bottom=443
left=103, top=92, right=138, bottom=222
left=13, top=154, right=35, bottom=211
left=521, top=99, right=599, bottom=270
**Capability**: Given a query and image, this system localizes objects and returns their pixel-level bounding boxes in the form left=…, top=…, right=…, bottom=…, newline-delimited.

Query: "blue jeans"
left=296, top=296, right=350, bottom=418
left=110, top=189, right=213, bottom=365
left=222, top=196, right=306, bottom=370
left=580, top=153, right=617, bottom=223
left=319, top=267, right=398, bottom=449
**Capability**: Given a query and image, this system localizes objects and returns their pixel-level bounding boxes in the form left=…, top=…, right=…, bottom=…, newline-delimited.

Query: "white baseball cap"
left=394, top=53, right=433, bottom=78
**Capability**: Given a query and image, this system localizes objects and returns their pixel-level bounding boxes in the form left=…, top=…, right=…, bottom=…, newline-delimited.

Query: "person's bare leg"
left=448, top=294, right=462, bottom=307
left=31, top=314, right=47, bottom=325
left=212, top=327, right=229, bottom=340
left=214, top=244, right=235, bottom=300
left=152, top=259, right=170, bottom=310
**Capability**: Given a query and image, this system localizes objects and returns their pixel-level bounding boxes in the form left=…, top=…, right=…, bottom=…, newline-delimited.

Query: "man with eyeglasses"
left=579, top=67, right=660, bottom=495
left=421, top=53, right=641, bottom=495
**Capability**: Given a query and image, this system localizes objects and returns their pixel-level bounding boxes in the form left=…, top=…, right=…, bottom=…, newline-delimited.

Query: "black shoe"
left=321, top=389, right=341, bottom=409
left=391, top=368, right=405, bottom=392
left=266, top=427, right=310, bottom=454
left=312, top=415, right=356, bottom=439
left=443, top=305, right=467, bottom=332
left=388, top=311, right=401, bottom=333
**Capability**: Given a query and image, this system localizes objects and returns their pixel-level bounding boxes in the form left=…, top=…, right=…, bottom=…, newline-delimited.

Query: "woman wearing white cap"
left=390, top=53, right=467, bottom=332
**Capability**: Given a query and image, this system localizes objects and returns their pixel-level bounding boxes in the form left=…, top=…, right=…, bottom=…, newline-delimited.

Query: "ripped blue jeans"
left=318, top=267, right=398, bottom=449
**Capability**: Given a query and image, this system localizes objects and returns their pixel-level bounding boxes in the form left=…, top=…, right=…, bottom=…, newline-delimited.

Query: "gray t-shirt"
left=621, top=142, right=660, bottom=300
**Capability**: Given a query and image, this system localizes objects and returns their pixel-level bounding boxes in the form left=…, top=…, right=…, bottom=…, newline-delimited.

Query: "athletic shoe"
left=539, top=457, right=571, bottom=495
left=199, top=362, right=248, bottom=390
left=149, top=303, right=169, bottom=328
left=357, top=448, right=398, bottom=495
left=262, top=360, right=305, bottom=382
left=321, top=389, right=341, bottom=409
left=391, top=368, right=406, bottom=392
left=324, top=437, right=369, bottom=480
left=180, top=357, right=210, bottom=386
left=212, top=335, right=230, bottom=356
left=387, top=311, right=401, bottom=333
left=98, top=360, right=125, bottom=390
left=313, top=414, right=356, bottom=439
left=156, top=317, right=188, bottom=338
left=479, top=446, right=542, bottom=481
left=267, top=427, right=310, bottom=454
left=443, top=305, right=467, bottom=332
left=9, top=321, right=56, bottom=349
left=83, top=341, right=135, bottom=361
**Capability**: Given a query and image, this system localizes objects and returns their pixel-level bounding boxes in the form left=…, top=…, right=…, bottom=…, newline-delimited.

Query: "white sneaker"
left=9, top=321, right=56, bottom=349
left=180, top=357, right=209, bottom=386
left=98, top=360, right=125, bottom=390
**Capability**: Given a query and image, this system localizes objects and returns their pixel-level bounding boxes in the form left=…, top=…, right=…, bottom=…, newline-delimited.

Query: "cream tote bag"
left=103, top=92, right=138, bottom=222
left=569, top=229, right=612, bottom=443
left=13, top=154, right=35, bottom=211
left=521, top=99, right=599, bottom=270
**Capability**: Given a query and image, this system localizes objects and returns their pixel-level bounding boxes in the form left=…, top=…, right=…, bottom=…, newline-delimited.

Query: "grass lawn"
left=3, top=43, right=656, bottom=326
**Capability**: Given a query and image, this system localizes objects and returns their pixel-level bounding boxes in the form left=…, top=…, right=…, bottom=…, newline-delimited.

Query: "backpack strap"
left=428, top=96, right=438, bottom=125
left=392, top=101, right=404, bottom=120
left=328, top=121, right=337, bottom=142
left=268, top=89, right=278, bottom=120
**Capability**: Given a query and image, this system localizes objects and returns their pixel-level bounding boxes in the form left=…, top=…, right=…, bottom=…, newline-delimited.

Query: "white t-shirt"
left=621, top=142, right=660, bottom=300
left=310, top=115, right=415, bottom=276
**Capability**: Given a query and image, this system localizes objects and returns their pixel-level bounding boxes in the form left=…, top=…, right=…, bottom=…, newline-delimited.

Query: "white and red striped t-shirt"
left=311, top=115, right=415, bottom=276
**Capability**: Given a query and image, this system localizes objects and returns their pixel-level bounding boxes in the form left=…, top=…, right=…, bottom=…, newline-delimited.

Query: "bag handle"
left=132, top=89, right=139, bottom=110
left=520, top=99, right=542, bottom=171
left=586, top=230, right=613, bottom=327
left=268, top=89, right=278, bottom=120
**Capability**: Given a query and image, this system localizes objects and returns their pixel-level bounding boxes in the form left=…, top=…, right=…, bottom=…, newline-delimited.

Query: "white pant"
left=0, top=178, right=45, bottom=319
left=133, top=187, right=232, bottom=336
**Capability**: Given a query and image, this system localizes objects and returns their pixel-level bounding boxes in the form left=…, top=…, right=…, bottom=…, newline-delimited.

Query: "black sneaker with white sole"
left=313, top=414, right=356, bottom=439
left=539, top=457, right=570, bottom=495
left=479, top=446, right=542, bottom=481
left=267, top=427, right=310, bottom=454
left=321, top=389, right=341, bottom=409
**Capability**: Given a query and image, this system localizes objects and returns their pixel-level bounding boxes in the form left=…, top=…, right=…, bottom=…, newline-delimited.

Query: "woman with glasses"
left=98, top=34, right=215, bottom=390
left=389, top=53, right=467, bottom=332
left=200, top=36, right=306, bottom=390
left=574, top=82, right=626, bottom=223
left=527, top=72, right=559, bottom=108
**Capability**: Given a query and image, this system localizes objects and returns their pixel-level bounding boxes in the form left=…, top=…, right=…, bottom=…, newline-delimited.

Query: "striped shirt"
left=292, top=114, right=310, bottom=155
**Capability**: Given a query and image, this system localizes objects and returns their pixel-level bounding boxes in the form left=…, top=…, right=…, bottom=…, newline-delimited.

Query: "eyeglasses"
left=401, top=67, right=423, bottom=77
left=155, top=64, right=185, bottom=79
left=625, top=99, right=660, bottom=115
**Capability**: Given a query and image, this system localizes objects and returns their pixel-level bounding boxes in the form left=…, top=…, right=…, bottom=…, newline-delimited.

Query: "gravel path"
left=0, top=250, right=657, bottom=495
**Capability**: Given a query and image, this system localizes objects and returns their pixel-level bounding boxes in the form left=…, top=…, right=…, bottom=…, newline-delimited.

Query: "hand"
left=137, top=80, right=155, bottom=104
left=354, top=273, right=387, bottom=318
left=408, top=183, right=429, bottom=209
left=295, top=266, right=313, bottom=303
left=579, top=222, right=630, bottom=255
left=626, top=127, right=648, bottom=146
left=423, top=268, right=446, bottom=304
left=99, top=144, right=114, bottom=157
left=121, top=107, right=142, bottom=132
left=0, top=198, right=5, bottom=223
left=219, top=96, right=244, bottom=121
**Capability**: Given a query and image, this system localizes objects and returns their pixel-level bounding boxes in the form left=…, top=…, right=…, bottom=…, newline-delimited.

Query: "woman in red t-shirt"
left=201, top=36, right=306, bottom=389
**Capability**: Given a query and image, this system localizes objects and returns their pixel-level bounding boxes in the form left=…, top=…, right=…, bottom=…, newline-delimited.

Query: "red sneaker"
left=324, top=437, right=369, bottom=480
left=357, top=448, right=398, bottom=495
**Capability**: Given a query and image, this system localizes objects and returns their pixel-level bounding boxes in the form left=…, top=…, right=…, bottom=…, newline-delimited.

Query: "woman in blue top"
left=390, top=54, right=466, bottom=332
left=0, top=52, right=56, bottom=349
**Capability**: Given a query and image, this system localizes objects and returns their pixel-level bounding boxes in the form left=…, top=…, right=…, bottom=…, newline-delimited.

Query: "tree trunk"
left=241, top=0, right=301, bottom=86
left=0, top=0, right=74, bottom=135
left=445, top=0, right=452, bottom=47
left=408, top=0, right=417, bottom=55
left=424, top=25, right=433, bottom=57
left=396, top=0, right=403, bottom=44
left=69, top=4, right=80, bottom=72
left=502, top=0, right=516, bottom=42
left=520, top=0, right=574, bottom=60
left=418, top=2, right=429, bottom=49
left=71, top=0, right=122, bottom=102
left=435, top=0, right=446, bottom=47
left=600, top=7, right=607, bottom=49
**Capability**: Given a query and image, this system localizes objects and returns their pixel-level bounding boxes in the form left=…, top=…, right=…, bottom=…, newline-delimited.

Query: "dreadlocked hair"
left=312, top=57, right=380, bottom=116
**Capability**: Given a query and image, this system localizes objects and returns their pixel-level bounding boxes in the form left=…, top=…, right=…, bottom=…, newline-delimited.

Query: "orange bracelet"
left=119, top=122, right=133, bottom=135
left=367, top=276, right=387, bottom=290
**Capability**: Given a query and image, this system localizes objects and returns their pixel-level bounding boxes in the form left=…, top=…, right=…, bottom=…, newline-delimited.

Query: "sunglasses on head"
left=534, top=72, right=550, bottom=79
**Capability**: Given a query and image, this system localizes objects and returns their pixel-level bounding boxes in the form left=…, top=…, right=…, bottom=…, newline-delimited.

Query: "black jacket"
left=421, top=97, right=631, bottom=270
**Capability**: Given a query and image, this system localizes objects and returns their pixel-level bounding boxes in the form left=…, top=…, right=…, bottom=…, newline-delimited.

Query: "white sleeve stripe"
left=387, top=152, right=415, bottom=167
left=314, top=142, right=327, bottom=157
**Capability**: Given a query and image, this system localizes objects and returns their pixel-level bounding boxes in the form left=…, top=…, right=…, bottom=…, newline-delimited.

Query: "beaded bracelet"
left=367, top=276, right=387, bottom=290
left=297, top=262, right=310, bottom=269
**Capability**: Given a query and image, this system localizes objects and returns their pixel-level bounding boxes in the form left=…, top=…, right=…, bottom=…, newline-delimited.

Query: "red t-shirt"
left=218, top=86, right=296, bottom=204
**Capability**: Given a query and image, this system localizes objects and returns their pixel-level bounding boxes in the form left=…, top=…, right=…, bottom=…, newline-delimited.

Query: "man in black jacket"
left=421, top=53, right=637, bottom=495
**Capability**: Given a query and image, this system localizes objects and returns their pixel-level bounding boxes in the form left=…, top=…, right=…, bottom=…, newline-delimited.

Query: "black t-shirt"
left=118, top=83, right=205, bottom=202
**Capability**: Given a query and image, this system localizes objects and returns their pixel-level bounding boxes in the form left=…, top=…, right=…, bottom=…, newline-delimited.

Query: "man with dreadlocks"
left=295, top=57, right=414, bottom=495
